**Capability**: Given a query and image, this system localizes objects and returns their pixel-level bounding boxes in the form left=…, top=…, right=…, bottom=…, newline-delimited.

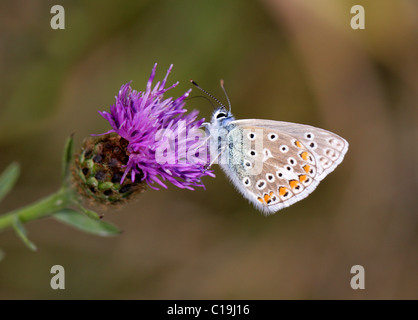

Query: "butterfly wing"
left=218, top=119, right=348, bottom=214
left=233, top=119, right=349, bottom=180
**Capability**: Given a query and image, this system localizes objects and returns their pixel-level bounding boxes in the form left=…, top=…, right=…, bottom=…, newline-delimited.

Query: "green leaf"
left=53, top=209, right=120, bottom=236
left=13, top=216, right=38, bottom=252
left=61, top=135, right=74, bottom=184
left=0, top=162, right=20, bottom=203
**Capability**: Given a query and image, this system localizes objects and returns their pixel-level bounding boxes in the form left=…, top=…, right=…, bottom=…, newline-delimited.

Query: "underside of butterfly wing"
left=216, top=120, right=348, bottom=214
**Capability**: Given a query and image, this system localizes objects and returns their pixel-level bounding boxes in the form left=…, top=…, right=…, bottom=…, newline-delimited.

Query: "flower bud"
left=73, top=133, right=146, bottom=205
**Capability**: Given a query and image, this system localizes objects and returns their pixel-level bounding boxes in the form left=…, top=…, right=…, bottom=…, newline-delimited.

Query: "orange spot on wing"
left=295, top=140, right=302, bottom=148
left=269, top=191, right=274, bottom=197
left=257, top=197, right=264, bottom=204
left=301, top=152, right=308, bottom=161
left=299, top=175, right=307, bottom=183
left=289, top=180, right=299, bottom=189
left=279, top=187, right=287, bottom=196
left=264, top=194, right=270, bottom=202
left=303, top=165, right=311, bottom=173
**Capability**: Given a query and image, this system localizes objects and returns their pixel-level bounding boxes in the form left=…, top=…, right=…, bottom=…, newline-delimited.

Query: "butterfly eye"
left=216, top=112, right=227, bottom=119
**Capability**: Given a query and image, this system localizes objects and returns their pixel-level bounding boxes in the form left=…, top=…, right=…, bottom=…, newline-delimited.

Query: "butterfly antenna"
left=186, top=95, right=216, bottom=109
left=190, top=80, right=225, bottom=109
left=220, top=79, right=231, bottom=113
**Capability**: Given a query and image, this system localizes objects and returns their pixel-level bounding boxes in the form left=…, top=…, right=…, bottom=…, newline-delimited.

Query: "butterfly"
left=191, top=80, right=349, bottom=215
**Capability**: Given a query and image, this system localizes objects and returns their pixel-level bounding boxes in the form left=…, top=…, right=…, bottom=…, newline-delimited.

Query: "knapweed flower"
left=74, top=133, right=146, bottom=204
left=74, top=64, right=214, bottom=204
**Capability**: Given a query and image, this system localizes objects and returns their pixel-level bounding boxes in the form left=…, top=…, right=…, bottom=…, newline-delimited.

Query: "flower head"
left=73, top=133, right=146, bottom=205
left=97, top=63, right=214, bottom=190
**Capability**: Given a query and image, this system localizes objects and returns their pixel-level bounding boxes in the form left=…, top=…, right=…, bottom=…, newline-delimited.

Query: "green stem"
left=0, top=187, right=76, bottom=231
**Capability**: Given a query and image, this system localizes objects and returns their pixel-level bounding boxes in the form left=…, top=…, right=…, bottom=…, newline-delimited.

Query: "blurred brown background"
left=0, top=0, right=417, bottom=299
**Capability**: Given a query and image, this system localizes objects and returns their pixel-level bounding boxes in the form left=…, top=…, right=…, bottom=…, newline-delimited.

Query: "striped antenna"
left=220, top=79, right=231, bottom=113
left=190, top=80, right=225, bottom=109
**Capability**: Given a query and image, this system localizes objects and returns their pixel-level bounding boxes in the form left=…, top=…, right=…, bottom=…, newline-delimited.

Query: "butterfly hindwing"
left=216, top=119, right=348, bottom=214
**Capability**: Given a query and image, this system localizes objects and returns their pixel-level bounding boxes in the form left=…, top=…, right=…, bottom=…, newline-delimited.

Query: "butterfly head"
left=190, top=79, right=235, bottom=127
left=211, top=106, right=234, bottom=126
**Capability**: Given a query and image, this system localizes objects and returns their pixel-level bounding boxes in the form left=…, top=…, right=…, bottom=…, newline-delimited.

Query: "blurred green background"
left=0, top=0, right=417, bottom=299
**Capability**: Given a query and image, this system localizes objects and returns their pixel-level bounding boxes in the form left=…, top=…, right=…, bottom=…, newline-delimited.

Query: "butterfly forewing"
left=218, top=119, right=348, bottom=214
left=231, top=119, right=348, bottom=178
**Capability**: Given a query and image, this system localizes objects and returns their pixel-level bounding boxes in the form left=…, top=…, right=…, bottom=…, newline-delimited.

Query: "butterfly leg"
left=200, top=122, right=210, bottom=130
left=202, top=145, right=226, bottom=173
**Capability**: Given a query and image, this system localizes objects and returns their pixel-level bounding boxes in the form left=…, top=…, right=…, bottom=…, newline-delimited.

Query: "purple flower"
left=98, top=63, right=214, bottom=190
